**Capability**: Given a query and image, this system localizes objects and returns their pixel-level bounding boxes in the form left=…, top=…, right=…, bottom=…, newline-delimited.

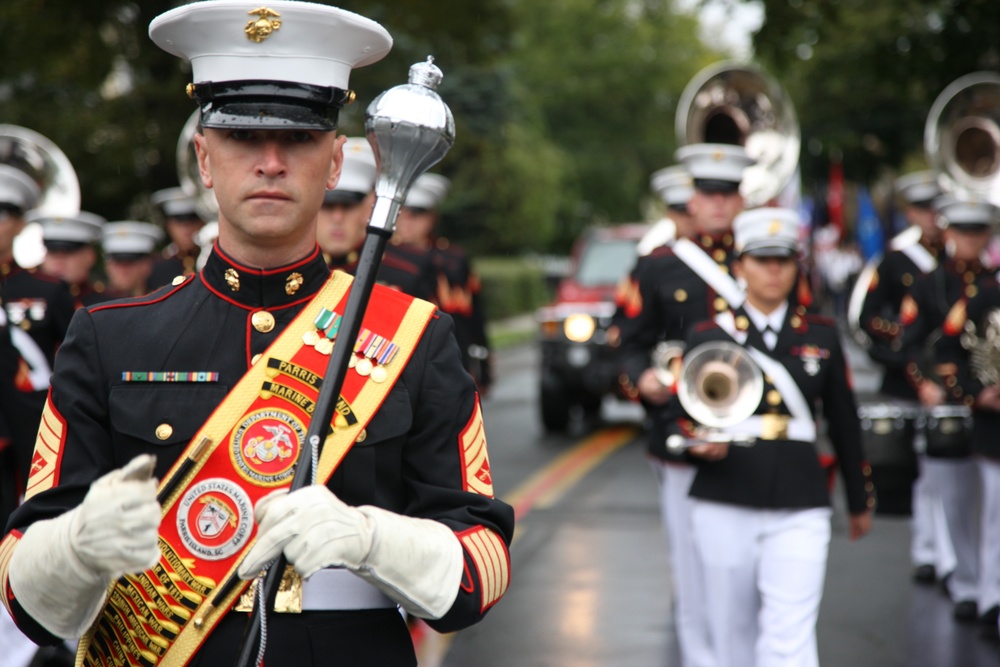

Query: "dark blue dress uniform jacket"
left=664, top=309, right=874, bottom=514
left=3, top=244, right=513, bottom=665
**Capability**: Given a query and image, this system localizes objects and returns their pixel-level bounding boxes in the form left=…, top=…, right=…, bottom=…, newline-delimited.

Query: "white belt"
left=721, top=415, right=817, bottom=442
left=301, top=568, right=396, bottom=611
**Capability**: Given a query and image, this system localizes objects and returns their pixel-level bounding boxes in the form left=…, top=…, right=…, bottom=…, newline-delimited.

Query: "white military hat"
left=325, top=137, right=377, bottom=204
left=404, top=173, right=450, bottom=210
left=733, top=207, right=800, bottom=257
left=650, top=166, right=694, bottom=209
left=936, top=196, right=998, bottom=228
left=29, top=210, right=106, bottom=248
left=103, top=222, right=164, bottom=257
left=149, top=1, right=393, bottom=130
left=675, top=143, right=755, bottom=193
left=0, top=165, right=41, bottom=212
left=151, top=187, right=200, bottom=218
left=895, top=171, right=942, bottom=206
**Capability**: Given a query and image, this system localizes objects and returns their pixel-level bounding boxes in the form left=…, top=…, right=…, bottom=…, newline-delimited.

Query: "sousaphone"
left=675, top=62, right=800, bottom=208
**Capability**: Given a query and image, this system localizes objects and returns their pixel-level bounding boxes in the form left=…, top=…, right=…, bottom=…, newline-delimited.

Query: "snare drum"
left=858, top=403, right=919, bottom=468
left=923, top=404, right=974, bottom=458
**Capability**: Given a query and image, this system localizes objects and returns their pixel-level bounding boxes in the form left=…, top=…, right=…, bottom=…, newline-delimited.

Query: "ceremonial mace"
left=233, top=57, right=455, bottom=667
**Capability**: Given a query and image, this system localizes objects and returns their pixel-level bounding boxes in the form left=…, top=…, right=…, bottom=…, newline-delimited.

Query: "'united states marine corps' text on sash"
left=75, top=271, right=436, bottom=667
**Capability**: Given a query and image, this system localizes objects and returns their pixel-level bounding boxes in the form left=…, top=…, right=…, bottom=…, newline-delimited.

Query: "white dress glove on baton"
left=9, top=454, right=161, bottom=638
left=238, top=485, right=464, bottom=619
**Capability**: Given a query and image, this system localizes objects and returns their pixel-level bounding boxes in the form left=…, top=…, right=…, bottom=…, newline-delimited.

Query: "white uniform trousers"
left=691, top=500, right=832, bottom=667
left=923, top=457, right=980, bottom=602
left=978, top=457, right=1000, bottom=612
left=654, top=461, right=715, bottom=667
left=910, top=453, right=956, bottom=575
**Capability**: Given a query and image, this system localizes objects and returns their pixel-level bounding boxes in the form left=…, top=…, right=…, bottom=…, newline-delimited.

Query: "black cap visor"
left=740, top=242, right=798, bottom=258
left=192, top=81, right=351, bottom=131
left=948, top=222, right=992, bottom=233
left=44, top=240, right=88, bottom=252
left=323, top=190, right=367, bottom=206
left=694, top=178, right=741, bottom=194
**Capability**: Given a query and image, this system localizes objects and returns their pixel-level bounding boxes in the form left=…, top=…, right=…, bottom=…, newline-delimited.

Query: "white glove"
left=239, top=485, right=464, bottom=619
left=9, top=454, right=161, bottom=638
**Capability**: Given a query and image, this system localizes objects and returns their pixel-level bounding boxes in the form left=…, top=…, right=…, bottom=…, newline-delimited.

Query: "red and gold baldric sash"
left=76, top=271, right=436, bottom=667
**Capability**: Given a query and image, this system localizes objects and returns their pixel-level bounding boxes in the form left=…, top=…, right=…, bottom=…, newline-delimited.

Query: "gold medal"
left=356, top=357, right=373, bottom=377
left=349, top=354, right=358, bottom=368
left=370, top=365, right=388, bottom=383
left=303, top=330, right=320, bottom=347
left=315, top=338, right=334, bottom=355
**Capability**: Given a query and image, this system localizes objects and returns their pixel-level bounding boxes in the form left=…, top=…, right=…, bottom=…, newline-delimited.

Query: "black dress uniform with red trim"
left=933, top=285, right=1000, bottom=459
left=664, top=309, right=875, bottom=513
left=327, top=242, right=438, bottom=304
left=2, top=245, right=513, bottom=663
left=429, top=238, right=492, bottom=392
left=0, top=302, right=21, bottom=530
left=0, top=261, right=76, bottom=490
left=898, top=257, right=998, bottom=398
left=858, top=242, right=942, bottom=399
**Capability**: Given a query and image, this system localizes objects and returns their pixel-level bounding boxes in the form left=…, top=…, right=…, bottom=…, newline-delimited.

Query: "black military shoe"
left=979, top=605, right=1000, bottom=641
left=912, top=564, right=936, bottom=584
left=954, top=599, right=979, bottom=622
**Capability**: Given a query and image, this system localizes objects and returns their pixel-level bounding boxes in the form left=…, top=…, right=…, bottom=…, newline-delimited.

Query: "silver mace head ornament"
left=364, top=56, right=456, bottom=233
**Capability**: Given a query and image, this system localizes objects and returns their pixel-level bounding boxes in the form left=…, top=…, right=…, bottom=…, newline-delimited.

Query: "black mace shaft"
left=233, top=226, right=392, bottom=667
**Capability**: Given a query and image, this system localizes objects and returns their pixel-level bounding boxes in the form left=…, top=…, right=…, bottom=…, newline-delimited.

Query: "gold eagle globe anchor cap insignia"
left=245, top=7, right=282, bottom=42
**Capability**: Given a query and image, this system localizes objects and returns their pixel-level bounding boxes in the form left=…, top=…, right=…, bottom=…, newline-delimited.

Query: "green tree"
left=744, top=0, right=1000, bottom=186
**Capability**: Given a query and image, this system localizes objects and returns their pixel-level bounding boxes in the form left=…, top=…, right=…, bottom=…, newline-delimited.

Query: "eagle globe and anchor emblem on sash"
left=231, top=408, right=306, bottom=486
left=176, top=478, right=254, bottom=561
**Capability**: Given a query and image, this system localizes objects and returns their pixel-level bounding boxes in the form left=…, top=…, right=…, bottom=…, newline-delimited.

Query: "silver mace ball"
left=364, top=56, right=456, bottom=233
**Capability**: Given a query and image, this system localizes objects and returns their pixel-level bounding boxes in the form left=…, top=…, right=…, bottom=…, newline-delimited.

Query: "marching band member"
left=898, top=195, right=999, bottom=622
left=917, top=197, right=1000, bottom=638
left=856, top=171, right=954, bottom=584
left=35, top=210, right=116, bottom=307
left=668, top=207, right=874, bottom=667
left=395, top=174, right=493, bottom=394
left=636, top=164, right=695, bottom=256
left=147, top=187, right=206, bottom=289
left=100, top=221, right=163, bottom=297
left=616, top=143, right=755, bottom=667
left=0, top=3, right=513, bottom=665
left=320, top=138, right=439, bottom=303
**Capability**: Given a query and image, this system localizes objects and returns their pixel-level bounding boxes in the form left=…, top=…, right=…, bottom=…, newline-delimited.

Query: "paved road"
left=431, top=340, right=1000, bottom=666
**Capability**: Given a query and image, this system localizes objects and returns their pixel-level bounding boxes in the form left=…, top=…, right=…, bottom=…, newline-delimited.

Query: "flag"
left=855, top=186, right=884, bottom=261
left=827, top=156, right=844, bottom=235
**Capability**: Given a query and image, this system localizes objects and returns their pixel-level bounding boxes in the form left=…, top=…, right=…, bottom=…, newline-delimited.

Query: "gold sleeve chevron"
left=459, top=396, right=494, bottom=498
left=26, top=394, right=67, bottom=500
left=0, top=533, right=20, bottom=618
left=459, top=526, right=509, bottom=612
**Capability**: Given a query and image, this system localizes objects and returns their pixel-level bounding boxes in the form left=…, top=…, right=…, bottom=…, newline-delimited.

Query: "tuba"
left=0, top=125, right=80, bottom=267
left=675, top=62, right=800, bottom=208
left=666, top=340, right=764, bottom=451
left=925, top=71, right=1000, bottom=206
left=926, top=73, right=1000, bottom=385
left=176, top=109, right=219, bottom=223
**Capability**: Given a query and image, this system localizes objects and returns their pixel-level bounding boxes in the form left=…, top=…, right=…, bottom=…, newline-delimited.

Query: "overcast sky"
left=677, top=0, right=765, bottom=60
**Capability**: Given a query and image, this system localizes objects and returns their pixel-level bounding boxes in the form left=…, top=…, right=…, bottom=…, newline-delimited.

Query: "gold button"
left=863, top=465, right=872, bottom=475
left=766, top=390, right=782, bottom=406
left=791, top=316, right=802, bottom=328
left=251, top=353, right=262, bottom=365
left=723, top=234, right=733, bottom=245
left=714, top=297, right=728, bottom=312
left=966, top=285, right=978, bottom=298
left=865, top=482, right=875, bottom=492
left=712, top=249, right=726, bottom=262
left=964, top=271, right=975, bottom=283
left=719, top=264, right=729, bottom=274
left=735, top=315, right=749, bottom=331
left=674, top=289, right=688, bottom=302
left=155, top=423, right=173, bottom=441
left=355, top=428, right=367, bottom=443
left=252, top=311, right=276, bottom=333
left=902, top=273, right=913, bottom=287
left=171, top=275, right=186, bottom=286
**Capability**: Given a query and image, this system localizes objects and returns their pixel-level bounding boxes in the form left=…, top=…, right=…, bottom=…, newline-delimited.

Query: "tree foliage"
left=744, top=0, right=1000, bottom=187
